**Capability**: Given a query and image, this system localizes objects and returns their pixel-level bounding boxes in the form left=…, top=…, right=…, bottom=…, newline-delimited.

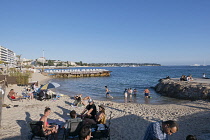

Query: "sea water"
left=50, top=66, right=210, bottom=104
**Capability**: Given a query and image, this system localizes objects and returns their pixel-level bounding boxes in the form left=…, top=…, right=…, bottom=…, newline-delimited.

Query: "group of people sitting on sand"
left=7, top=86, right=59, bottom=101
left=40, top=98, right=107, bottom=140
left=180, top=75, right=194, bottom=81
left=40, top=97, right=198, bottom=140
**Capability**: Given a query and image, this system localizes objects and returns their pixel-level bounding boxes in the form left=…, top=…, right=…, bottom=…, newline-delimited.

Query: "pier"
left=155, top=78, right=210, bottom=100
left=43, top=69, right=112, bottom=78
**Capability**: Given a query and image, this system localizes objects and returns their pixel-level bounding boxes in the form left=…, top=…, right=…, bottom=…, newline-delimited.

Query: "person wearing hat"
left=81, top=99, right=97, bottom=121
left=96, top=104, right=106, bottom=124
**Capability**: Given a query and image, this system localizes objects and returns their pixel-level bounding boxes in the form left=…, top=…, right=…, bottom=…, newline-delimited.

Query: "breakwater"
left=43, top=69, right=111, bottom=78
left=155, top=78, right=210, bottom=100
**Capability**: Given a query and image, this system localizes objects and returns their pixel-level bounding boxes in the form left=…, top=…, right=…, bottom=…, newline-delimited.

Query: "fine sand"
left=1, top=72, right=210, bottom=140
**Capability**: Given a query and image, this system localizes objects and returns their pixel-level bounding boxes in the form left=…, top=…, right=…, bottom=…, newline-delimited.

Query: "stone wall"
left=155, top=79, right=210, bottom=100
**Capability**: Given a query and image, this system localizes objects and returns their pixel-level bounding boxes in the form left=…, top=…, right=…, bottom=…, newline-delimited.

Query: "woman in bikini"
left=40, top=107, right=58, bottom=136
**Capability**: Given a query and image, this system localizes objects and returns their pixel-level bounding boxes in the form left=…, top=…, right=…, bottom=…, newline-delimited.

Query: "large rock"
left=155, top=79, right=210, bottom=100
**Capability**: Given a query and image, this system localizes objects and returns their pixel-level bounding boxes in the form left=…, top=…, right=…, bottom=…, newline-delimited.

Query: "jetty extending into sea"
left=42, top=68, right=112, bottom=78
left=155, top=78, right=210, bottom=100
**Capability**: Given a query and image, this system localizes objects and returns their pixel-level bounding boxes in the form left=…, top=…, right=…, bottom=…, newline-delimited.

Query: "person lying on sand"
left=74, top=94, right=91, bottom=106
left=8, top=89, right=22, bottom=100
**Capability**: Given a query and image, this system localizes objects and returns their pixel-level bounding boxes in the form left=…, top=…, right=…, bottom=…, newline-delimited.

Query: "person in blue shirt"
left=143, top=120, right=179, bottom=140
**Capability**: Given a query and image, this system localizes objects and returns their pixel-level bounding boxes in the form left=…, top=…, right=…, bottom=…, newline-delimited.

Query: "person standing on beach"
left=124, top=89, right=128, bottom=98
left=144, top=88, right=150, bottom=98
left=129, top=88, right=133, bottom=98
left=143, top=120, right=179, bottom=140
left=128, top=88, right=133, bottom=101
left=105, top=86, right=113, bottom=98
left=133, top=88, right=137, bottom=96
left=203, top=73, right=206, bottom=78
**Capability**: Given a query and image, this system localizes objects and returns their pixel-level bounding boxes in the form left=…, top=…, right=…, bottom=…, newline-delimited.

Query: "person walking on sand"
left=105, top=86, right=113, bottom=98
left=144, top=88, right=150, bottom=98
left=143, top=120, right=179, bottom=140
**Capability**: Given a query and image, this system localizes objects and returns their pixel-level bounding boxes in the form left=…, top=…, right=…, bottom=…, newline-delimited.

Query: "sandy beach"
left=1, top=72, right=210, bottom=140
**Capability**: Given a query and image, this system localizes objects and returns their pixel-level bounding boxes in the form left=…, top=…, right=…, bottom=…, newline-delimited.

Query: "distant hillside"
left=88, top=63, right=161, bottom=67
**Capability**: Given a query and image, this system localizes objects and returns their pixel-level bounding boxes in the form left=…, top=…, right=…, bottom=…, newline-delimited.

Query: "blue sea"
left=49, top=66, right=210, bottom=104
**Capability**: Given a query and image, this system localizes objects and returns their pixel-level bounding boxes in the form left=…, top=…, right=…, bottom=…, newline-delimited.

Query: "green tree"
left=16, top=55, right=22, bottom=70
left=48, top=60, right=54, bottom=66
left=75, top=61, right=83, bottom=66
left=56, top=62, right=63, bottom=66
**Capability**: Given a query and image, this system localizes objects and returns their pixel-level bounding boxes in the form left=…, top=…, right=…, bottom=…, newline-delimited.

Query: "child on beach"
left=105, top=86, right=113, bottom=98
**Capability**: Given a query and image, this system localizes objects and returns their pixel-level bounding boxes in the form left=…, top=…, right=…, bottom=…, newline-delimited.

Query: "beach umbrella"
left=41, top=82, right=60, bottom=90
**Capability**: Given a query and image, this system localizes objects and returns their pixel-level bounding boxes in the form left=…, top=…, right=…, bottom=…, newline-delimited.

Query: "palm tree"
left=16, top=54, right=22, bottom=70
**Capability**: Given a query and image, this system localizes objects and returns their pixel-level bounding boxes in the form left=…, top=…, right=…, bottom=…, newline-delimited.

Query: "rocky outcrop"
left=155, top=79, right=210, bottom=100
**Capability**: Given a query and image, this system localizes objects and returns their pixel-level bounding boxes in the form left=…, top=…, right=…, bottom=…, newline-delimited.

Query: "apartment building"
left=0, top=46, right=16, bottom=64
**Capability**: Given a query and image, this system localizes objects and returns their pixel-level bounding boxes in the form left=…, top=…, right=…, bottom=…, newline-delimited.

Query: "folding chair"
left=63, top=118, right=83, bottom=140
left=29, top=121, right=54, bottom=140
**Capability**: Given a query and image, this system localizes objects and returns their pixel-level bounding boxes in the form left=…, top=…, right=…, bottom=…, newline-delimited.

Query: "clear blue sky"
left=1, top=0, right=210, bottom=65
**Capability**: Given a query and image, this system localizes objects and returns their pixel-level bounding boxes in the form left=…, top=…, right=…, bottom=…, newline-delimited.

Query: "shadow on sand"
left=2, top=105, right=210, bottom=140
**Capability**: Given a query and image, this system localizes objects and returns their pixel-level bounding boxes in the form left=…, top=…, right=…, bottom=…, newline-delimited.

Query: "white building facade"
left=0, top=46, right=16, bottom=64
